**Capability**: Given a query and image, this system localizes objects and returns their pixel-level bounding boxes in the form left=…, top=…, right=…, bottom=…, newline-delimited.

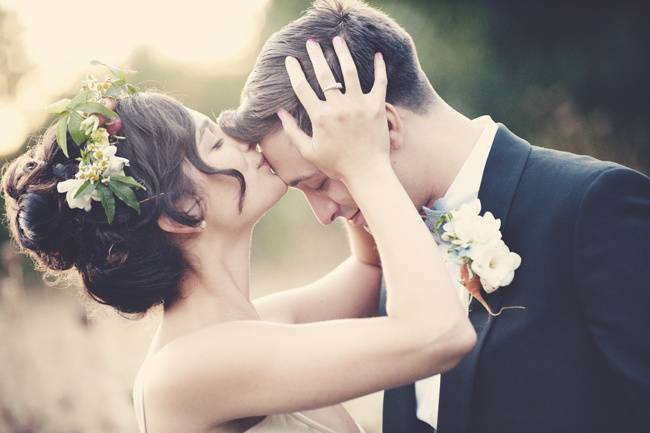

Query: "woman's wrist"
left=343, top=160, right=400, bottom=210
left=340, top=157, right=393, bottom=191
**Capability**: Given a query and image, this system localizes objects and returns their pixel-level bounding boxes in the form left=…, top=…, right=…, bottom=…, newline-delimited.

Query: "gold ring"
left=322, top=82, right=343, bottom=92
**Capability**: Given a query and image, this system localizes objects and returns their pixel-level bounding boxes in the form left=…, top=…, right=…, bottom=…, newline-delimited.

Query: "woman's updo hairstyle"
left=1, top=92, right=246, bottom=314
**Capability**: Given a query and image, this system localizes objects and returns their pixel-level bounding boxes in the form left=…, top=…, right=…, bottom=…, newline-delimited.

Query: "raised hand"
left=278, top=36, right=389, bottom=185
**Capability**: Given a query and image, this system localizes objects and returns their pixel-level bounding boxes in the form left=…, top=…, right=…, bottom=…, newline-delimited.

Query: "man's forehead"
left=260, top=129, right=317, bottom=185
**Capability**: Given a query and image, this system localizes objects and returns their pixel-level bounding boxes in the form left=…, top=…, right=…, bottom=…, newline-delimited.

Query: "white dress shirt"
left=414, top=115, right=498, bottom=429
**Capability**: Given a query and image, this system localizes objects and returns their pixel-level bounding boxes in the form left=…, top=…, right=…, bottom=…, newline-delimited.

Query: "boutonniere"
left=432, top=199, right=524, bottom=316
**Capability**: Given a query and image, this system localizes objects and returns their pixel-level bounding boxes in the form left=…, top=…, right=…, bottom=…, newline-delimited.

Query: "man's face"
left=260, top=126, right=367, bottom=227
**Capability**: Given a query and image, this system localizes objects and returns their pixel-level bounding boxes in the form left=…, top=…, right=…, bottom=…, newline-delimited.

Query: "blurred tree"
left=0, top=6, right=32, bottom=248
left=0, top=7, right=31, bottom=98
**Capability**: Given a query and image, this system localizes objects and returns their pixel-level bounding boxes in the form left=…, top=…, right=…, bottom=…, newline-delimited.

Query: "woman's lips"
left=257, top=155, right=269, bottom=169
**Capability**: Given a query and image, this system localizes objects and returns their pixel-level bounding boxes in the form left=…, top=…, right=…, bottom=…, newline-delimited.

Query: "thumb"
left=277, top=109, right=312, bottom=158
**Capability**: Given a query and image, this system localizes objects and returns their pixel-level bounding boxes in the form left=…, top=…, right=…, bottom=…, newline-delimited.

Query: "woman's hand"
left=278, top=36, right=390, bottom=185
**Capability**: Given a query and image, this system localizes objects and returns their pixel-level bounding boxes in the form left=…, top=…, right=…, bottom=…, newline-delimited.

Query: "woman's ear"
left=385, top=103, right=404, bottom=151
left=157, top=195, right=205, bottom=235
left=157, top=214, right=203, bottom=235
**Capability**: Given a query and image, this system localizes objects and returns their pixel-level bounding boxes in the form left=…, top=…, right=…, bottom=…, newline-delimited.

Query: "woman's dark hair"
left=1, top=92, right=246, bottom=314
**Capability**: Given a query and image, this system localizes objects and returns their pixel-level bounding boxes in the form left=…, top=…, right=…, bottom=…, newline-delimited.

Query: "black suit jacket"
left=381, top=125, right=650, bottom=433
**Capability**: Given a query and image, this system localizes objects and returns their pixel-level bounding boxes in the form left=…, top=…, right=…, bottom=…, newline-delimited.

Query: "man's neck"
left=398, top=100, right=485, bottom=208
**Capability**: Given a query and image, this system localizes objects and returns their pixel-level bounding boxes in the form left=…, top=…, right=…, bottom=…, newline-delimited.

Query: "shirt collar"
left=433, top=115, right=498, bottom=212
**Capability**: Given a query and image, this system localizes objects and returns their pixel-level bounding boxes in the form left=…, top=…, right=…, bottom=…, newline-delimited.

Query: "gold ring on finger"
left=322, top=82, right=343, bottom=92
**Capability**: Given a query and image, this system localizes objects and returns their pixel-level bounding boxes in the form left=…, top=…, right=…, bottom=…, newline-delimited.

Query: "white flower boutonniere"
left=433, top=199, right=524, bottom=316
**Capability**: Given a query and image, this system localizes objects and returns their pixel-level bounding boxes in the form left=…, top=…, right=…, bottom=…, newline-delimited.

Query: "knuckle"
left=337, top=107, right=357, bottom=121
left=313, top=112, right=327, bottom=126
left=335, top=111, right=348, bottom=122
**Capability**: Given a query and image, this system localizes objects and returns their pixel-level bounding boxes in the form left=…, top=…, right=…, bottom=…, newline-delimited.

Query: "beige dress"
left=133, top=374, right=365, bottom=433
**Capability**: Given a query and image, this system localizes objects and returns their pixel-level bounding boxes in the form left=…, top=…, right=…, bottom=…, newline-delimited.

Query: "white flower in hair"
left=104, top=145, right=130, bottom=174
left=49, top=61, right=145, bottom=224
left=57, top=178, right=102, bottom=211
left=90, top=128, right=110, bottom=147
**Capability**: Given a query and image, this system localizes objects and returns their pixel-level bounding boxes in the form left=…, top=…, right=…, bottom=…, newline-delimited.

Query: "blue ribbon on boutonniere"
left=421, top=198, right=525, bottom=317
left=421, top=202, right=447, bottom=233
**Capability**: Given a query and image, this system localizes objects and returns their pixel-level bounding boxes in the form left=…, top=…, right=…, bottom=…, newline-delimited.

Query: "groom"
left=220, top=1, right=650, bottom=432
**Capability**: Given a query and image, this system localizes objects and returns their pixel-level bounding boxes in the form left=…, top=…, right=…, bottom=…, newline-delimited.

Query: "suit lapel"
left=437, top=125, right=531, bottom=433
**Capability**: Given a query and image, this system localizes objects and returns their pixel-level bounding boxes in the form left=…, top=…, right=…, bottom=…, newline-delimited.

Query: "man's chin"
left=357, top=214, right=370, bottom=233
left=349, top=210, right=367, bottom=228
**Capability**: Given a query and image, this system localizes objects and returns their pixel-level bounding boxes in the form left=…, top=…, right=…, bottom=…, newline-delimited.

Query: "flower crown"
left=48, top=61, right=146, bottom=224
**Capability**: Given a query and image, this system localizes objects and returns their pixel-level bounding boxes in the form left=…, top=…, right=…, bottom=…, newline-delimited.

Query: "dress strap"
left=134, top=374, right=148, bottom=433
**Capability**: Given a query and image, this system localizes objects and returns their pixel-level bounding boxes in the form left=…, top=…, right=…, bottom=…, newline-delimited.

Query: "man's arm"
left=254, top=221, right=381, bottom=324
left=573, top=166, right=650, bottom=407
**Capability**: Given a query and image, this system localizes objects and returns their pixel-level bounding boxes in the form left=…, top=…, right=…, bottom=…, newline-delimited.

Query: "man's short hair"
left=219, top=0, right=434, bottom=144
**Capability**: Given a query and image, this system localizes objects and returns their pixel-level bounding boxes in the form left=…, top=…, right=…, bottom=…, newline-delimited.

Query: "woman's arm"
left=254, top=255, right=381, bottom=324
left=253, top=223, right=380, bottom=324
left=144, top=38, right=475, bottom=431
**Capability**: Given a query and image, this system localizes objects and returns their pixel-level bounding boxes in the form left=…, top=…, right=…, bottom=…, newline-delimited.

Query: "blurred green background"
left=0, top=1, right=648, bottom=432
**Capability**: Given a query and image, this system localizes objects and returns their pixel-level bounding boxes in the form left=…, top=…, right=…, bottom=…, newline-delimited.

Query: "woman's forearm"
left=344, top=162, right=467, bottom=331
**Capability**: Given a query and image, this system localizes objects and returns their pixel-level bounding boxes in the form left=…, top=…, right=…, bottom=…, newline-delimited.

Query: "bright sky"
left=0, top=0, right=271, bottom=157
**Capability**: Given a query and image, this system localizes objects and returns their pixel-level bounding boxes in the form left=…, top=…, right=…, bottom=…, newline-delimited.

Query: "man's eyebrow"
left=288, top=174, right=313, bottom=187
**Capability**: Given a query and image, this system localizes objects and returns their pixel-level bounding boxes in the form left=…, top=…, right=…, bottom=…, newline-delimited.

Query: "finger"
left=285, top=56, right=321, bottom=113
left=370, top=52, right=388, bottom=102
left=332, top=36, right=361, bottom=94
left=277, top=109, right=312, bottom=158
left=306, top=39, right=342, bottom=100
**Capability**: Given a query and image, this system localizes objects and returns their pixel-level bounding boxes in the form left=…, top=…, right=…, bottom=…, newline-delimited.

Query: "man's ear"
left=385, top=103, right=404, bottom=151
left=157, top=214, right=203, bottom=235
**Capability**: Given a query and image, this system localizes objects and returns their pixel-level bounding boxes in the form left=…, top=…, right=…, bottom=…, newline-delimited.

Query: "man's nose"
left=304, top=192, right=338, bottom=225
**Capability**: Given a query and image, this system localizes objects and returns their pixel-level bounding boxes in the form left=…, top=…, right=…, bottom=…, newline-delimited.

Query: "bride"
left=1, top=42, right=476, bottom=433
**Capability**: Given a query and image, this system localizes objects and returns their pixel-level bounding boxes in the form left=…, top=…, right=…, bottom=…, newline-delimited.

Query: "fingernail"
left=333, top=35, right=343, bottom=45
left=277, top=109, right=288, bottom=121
left=376, top=52, right=383, bottom=60
left=307, top=38, right=318, bottom=46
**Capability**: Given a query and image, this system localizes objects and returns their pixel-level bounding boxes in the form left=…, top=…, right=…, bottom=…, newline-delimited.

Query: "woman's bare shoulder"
left=133, top=321, right=265, bottom=428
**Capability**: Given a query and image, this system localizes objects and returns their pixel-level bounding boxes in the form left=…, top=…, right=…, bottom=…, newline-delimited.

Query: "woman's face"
left=186, top=108, right=287, bottom=230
